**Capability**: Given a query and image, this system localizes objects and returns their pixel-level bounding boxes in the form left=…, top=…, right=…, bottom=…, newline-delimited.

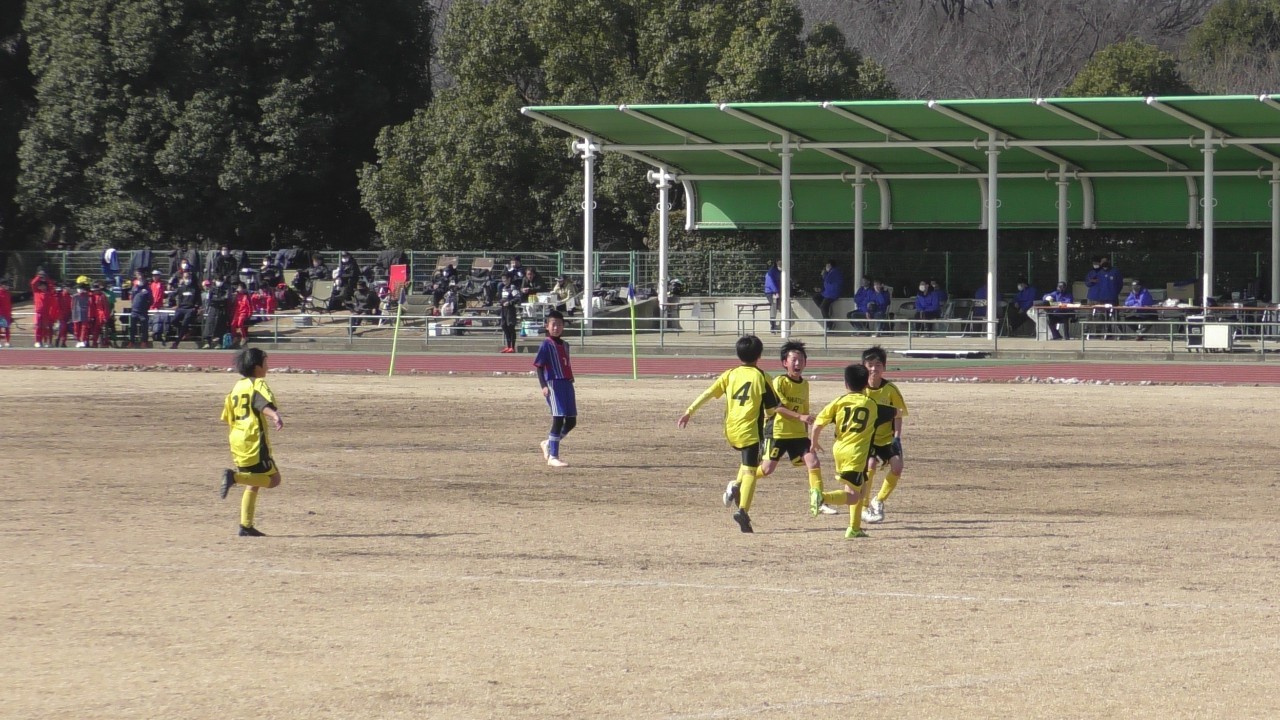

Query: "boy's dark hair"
left=861, top=344, right=887, bottom=364
left=844, top=363, right=869, bottom=391
left=736, top=335, right=764, bottom=364
left=234, top=347, right=267, bottom=377
left=545, top=309, right=564, bottom=322
left=779, top=340, right=807, bottom=362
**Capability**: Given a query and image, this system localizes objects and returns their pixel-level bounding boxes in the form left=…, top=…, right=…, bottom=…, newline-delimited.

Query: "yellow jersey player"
left=756, top=340, right=837, bottom=516
left=809, top=363, right=893, bottom=539
left=859, top=345, right=908, bottom=524
left=677, top=335, right=792, bottom=533
left=218, top=347, right=285, bottom=536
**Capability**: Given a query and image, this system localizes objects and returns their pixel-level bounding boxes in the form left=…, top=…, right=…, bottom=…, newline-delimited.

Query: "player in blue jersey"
left=534, top=310, right=576, bottom=467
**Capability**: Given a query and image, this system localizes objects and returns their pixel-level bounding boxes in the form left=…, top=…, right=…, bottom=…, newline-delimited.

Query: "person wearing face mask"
left=1006, top=278, right=1039, bottom=334
left=202, top=278, right=232, bottom=349
left=1044, top=281, right=1075, bottom=339
left=211, top=245, right=239, bottom=284
left=1123, top=279, right=1156, bottom=340
left=816, top=260, right=843, bottom=324
left=913, top=280, right=941, bottom=332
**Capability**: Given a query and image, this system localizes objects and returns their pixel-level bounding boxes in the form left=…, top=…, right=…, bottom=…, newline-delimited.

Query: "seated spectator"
left=520, top=267, right=544, bottom=299
left=913, top=280, right=942, bottom=332
left=1123, top=279, right=1156, bottom=340
left=258, top=257, right=283, bottom=289
left=849, top=277, right=890, bottom=335
left=1045, top=281, right=1075, bottom=340
left=346, top=279, right=380, bottom=328
left=1006, top=278, right=1039, bottom=333
left=250, top=286, right=277, bottom=323
left=551, top=276, right=579, bottom=313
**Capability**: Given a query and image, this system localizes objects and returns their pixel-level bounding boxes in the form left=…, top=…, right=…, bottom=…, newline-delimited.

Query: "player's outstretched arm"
left=676, top=412, right=691, bottom=428
left=264, top=406, right=284, bottom=430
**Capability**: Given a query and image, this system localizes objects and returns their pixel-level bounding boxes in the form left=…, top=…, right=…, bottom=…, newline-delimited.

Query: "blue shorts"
left=546, top=379, right=576, bottom=417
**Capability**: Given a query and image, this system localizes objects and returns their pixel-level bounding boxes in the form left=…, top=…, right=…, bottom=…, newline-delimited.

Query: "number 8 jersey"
left=221, top=376, right=278, bottom=468
left=814, top=392, right=885, bottom=475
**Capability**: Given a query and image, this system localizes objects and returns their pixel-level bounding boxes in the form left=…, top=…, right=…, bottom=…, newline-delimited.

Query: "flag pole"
left=388, top=284, right=407, bottom=377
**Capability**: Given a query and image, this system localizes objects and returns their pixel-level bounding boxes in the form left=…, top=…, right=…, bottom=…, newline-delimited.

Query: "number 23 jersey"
left=814, top=392, right=881, bottom=474
left=221, top=377, right=277, bottom=467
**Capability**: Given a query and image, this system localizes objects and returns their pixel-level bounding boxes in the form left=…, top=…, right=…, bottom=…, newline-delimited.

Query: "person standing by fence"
left=764, top=260, right=781, bottom=333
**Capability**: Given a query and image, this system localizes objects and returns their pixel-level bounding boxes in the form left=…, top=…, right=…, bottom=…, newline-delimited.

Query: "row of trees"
left=3, top=0, right=1280, bottom=258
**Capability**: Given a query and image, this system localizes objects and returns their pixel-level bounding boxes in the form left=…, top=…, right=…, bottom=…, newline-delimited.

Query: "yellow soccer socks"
left=876, top=473, right=900, bottom=503
left=240, top=487, right=259, bottom=528
left=738, top=465, right=758, bottom=512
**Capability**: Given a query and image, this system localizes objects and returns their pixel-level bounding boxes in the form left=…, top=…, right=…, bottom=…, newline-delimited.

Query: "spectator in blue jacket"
left=850, top=277, right=890, bottom=335
left=128, top=278, right=153, bottom=347
left=1006, top=278, right=1039, bottom=333
left=1045, top=281, right=1075, bottom=340
left=1124, top=279, right=1156, bottom=340
left=913, top=279, right=942, bottom=332
left=763, top=260, right=781, bottom=332
left=817, top=260, right=843, bottom=323
left=1086, top=255, right=1124, bottom=305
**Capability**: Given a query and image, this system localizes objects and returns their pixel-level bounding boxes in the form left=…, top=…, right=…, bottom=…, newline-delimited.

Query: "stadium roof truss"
left=523, top=95, right=1280, bottom=335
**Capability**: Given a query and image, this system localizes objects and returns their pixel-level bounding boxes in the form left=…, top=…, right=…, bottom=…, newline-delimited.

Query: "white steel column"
left=853, top=168, right=865, bottom=286
left=780, top=135, right=794, bottom=338
left=985, top=135, right=1000, bottom=339
left=647, top=168, right=675, bottom=307
left=575, top=138, right=599, bottom=325
left=1057, top=166, right=1070, bottom=284
left=1272, top=166, right=1280, bottom=303
left=1202, top=133, right=1216, bottom=306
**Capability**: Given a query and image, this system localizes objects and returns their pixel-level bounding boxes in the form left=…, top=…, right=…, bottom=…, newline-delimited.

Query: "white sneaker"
left=818, top=504, right=838, bottom=515
left=547, top=457, right=569, bottom=468
left=33, top=342, right=41, bottom=348
left=539, top=440, right=550, bottom=461
left=75, top=341, right=86, bottom=348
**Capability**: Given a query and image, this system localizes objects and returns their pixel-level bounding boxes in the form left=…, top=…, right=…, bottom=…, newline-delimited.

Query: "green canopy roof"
left=523, top=95, right=1280, bottom=230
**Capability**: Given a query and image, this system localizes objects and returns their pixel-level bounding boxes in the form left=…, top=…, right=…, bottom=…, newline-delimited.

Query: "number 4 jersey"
left=686, top=365, right=780, bottom=449
left=221, top=377, right=278, bottom=468
left=814, top=392, right=895, bottom=475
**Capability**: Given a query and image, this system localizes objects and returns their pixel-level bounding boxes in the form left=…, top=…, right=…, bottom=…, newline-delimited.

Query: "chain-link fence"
left=2, top=248, right=1272, bottom=301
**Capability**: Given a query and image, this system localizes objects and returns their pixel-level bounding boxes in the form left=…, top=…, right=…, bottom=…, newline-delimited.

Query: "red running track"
left=2, top=348, right=1280, bottom=385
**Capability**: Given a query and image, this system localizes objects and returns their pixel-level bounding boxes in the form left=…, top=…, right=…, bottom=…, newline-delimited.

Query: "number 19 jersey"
left=814, top=392, right=879, bottom=475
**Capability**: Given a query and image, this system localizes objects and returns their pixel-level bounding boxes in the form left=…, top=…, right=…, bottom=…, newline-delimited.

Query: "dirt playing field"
left=2, top=368, right=1278, bottom=719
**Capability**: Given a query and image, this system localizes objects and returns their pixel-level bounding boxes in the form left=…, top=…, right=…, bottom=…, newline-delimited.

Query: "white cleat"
left=539, top=440, right=550, bottom=461
left=547, top=457, right=569, bottom=468
left=818, top=504, right=838, bottom=515
left=862, top=498, right=885, bottom=524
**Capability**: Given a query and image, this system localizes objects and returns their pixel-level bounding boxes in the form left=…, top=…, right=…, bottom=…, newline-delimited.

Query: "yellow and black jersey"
left=769, top=374, right=809, bottom=439
left=864, top=379, right=908, bottom=445
left=814, top=392, right=880, bottom=475
left=686, top=365, right=780, bottom=448
left=221, top=377, right=277, bottom=469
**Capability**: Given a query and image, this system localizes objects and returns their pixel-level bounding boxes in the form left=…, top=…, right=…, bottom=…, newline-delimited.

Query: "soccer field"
left=3, top=369, right=1278, bottom=719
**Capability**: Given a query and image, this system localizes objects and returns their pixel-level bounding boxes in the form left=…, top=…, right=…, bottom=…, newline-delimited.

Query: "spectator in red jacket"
left=31, top=274, right=56, bottom=347
left=88, top=283, right=110, bottom=348
left=54, top=284, right=73, bottom=347
left=250, top=286, right=277, bottom=322
left=0, top=279, right=12, bottom=347
left=149, top=269, right=167, bottom=310
left=229, top=282, right=254, bottom=346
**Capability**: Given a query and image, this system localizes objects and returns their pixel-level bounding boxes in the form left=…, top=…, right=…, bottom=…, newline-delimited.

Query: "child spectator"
left=345, top=279, right=377, bottom=328
left=128, top=278, right=153, bottom=347
left=218, top=347, right=285, bottom=537
left=533, top=310, right=576, bottom=468
left=54, top=284, right=72, bottom=347
left=31, top=275, right=55, bottom=347
left=88, top=282, right=110, bottom=348
left=70, top=284, right=91, bottom=347
left=0, top=279, right=12, bottom=347
left=754, top=341, right=835, bottom=515
left=170, top=276, right=202, bottom=348
left=229, top=282, right=253, bottom=347
left=676, top=334, right=782, bottom=533
left=809, top=363, right=891, bottom=539
left=251, top=285, right=277, bottom=323
left=859, top=345, right=910, bottom=525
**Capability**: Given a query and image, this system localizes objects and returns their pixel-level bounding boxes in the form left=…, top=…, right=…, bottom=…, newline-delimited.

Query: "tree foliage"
left=1064, top=39, right=1193, bottom=97
left=1182, top=0, right=1280, bottom=93
left=18, top=0, right=432, bottom=249
left=0, top=1, right=34, bottom=251
left=359, top=0, right=895, bottom=253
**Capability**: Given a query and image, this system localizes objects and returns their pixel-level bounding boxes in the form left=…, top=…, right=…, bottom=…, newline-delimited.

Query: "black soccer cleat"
left=219, top=469, right=236, bottom=499
left=238, top=525, right=266, bottom=537
left=732, top=509, right=754, bottom=534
